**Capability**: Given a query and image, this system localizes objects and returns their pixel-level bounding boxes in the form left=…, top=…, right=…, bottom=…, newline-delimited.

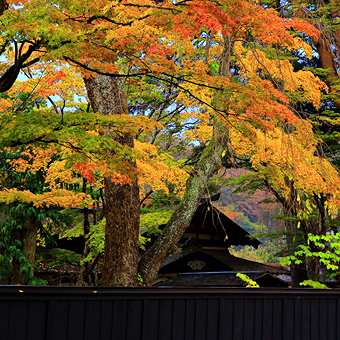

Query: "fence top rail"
left=0, top=285, right=340, bottom=297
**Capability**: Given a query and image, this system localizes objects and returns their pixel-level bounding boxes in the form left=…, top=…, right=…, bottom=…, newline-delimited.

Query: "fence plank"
left=294, top=296, right=302, bottom=340
left=337, top=297, right=340, bottom=340
left=159, top=299, right=173, bottom=340
left=126, top=299, right=143, bottom=340
left=320, top=298, right=328, bottom=340
left=0, top=300, right=10, bottom=338
left=195, top=299, right=208, bottom=340
left=111, top=299, right=128, bottom=340
left=46, top=300, right=69, bottom=340
left=172, top=299, right=186, bottom=340
left=254, top=298, right=263, bottom=340
left=206, top=299, right=219, bottom=340
left=68, top=300, right=86, bottom=340
left=263, top=298, right=273, bottom=340
left=302, top=298, right=311, bottom=340
left=142, top=299, right=160, bottom=340
left=100, top=300, right=114, bottom=340
left=8, top=301, right=29, bottom=340
left=185, top=299, right=196, bottom=340
left=282, top=298, right=294, bottom=340
left=328, top=298, right=337, bottom=340
left=84, top=300, right=102, bottom=340
left=244, top=298, right=255, bottom=340
left=233, top=298, right=244, bottom=340
left=311, top=299, right=320, bottom=340
left=27, top=300, right=48, bottom=340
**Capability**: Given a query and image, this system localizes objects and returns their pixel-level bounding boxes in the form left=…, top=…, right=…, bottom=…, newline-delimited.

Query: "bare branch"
left=86, top=14, right=150, bottom=26
left=64, top=56, right=147, bottom=78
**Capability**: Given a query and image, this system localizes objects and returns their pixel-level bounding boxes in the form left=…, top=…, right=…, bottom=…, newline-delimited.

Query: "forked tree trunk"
left=10, top=215, right=39, bottom=285
left=84, top=74, right=140, bottom=286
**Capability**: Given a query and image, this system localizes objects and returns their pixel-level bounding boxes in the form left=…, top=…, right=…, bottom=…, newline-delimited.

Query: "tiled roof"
left=160, top=245, right=289, bottom=275
left=155, top=272, right=288, bottom=287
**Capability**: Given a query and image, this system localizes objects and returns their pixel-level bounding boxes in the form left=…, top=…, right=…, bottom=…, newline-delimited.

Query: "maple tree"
left=175, top=0, right=340, bottom=288
left=0, top=0, right=340, bottom=287
left=0, top=60, right=188, bottom=285
left=0, top=145, right=85, bottom=284
left=218, top=3, right=340, bottom=288
left=281, top=0, right=340, bottom=286
left=137, top=2, right=335, bottom=283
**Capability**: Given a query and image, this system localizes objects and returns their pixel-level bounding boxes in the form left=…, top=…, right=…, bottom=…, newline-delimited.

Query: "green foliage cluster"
left=236, top=273, right=259, bottom=288
left=37, top=248, right=81, bottom=267
left=83, top=218, right=106, bottom=263
left=146, top=191, right=180, bottom=209
left=281, top=233, right=340, bottom=287
left=0, top=107, right=139, bottom=169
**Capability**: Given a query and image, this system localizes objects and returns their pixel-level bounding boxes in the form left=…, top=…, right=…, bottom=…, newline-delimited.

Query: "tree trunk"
left=333, top=7, right=340, bottom=59
left=292, top=0, right=340, bottom=108
left=138, top=35, right=234, bottom=284
left=10, top=215, right=39, bottom=285
left=313, top=33, right=340, bottom=108
left=84, top=74, right=140, bottom=286
left=77, top=178, right=93, bottom=285
left=290, top=262, right=308, bottom=287
left=0, top=0, right=7, bottom=16
left=283, top=180, right=308, bottom=287
left=138, top=125, right=230, bottom=283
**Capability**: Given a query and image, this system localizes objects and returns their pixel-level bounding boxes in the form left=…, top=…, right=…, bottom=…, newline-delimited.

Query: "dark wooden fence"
left=0, top=286, right=339, bottom=340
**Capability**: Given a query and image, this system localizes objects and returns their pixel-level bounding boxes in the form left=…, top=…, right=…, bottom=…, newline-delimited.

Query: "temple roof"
left=159, top=244, right=289, bottom=275
left=155, top=272, right=289, bottom=287
left=185, top=201, right=261, bottom=249
left=141, top=199, right=261, bottom=251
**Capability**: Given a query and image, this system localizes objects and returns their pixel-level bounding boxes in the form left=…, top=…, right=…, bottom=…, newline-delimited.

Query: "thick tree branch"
left=0, top=42, right=40, bottom=93
left=140, top=190, right=153, bottom=207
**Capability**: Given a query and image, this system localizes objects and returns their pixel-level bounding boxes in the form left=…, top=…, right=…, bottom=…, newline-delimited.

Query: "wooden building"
left=142, top=194, right=290, bottom=287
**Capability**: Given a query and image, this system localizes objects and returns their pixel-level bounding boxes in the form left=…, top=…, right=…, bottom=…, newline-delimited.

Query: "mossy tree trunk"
left=138, top=126, right=230, bottom=284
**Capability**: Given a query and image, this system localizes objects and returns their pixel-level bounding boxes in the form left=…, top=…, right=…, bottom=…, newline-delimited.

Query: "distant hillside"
left=215, top=168, right=283, bottom=232
left=214, top=168, right=284, bottom=263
